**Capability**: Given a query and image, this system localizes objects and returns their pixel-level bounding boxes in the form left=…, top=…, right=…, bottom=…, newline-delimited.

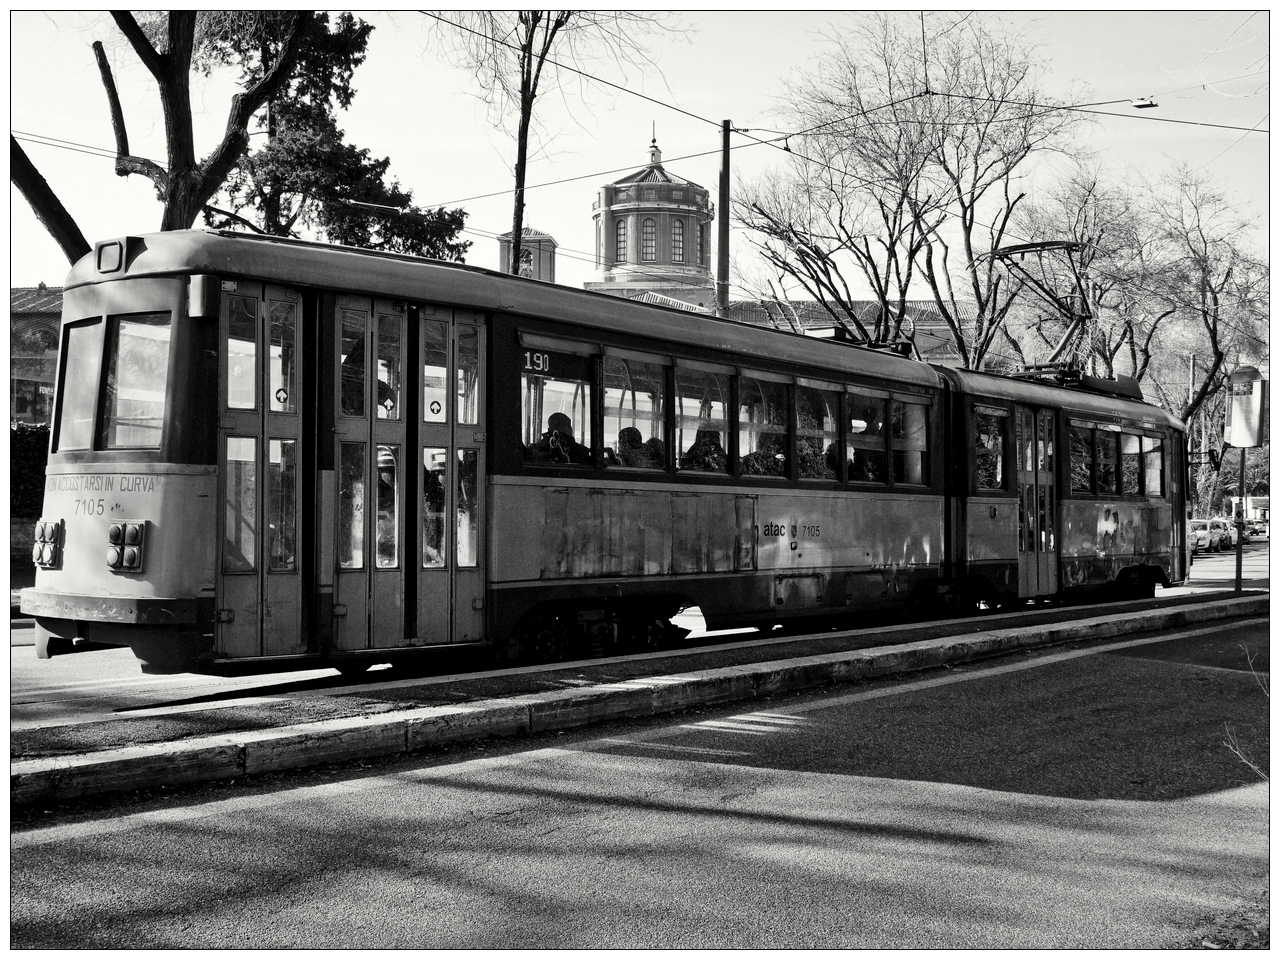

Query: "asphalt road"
left=11, top=618, right=1269, bottom=949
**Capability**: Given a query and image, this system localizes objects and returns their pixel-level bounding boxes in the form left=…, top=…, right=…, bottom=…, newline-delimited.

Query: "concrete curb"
left=12, top=595, right=1269, bottom=806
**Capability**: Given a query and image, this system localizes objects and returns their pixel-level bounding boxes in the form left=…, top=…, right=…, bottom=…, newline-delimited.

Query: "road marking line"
left=595, top=738, right=751, bottom=757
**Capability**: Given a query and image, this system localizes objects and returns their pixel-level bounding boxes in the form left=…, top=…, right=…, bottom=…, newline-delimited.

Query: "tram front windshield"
left=56, top=311, right=172, bottom=452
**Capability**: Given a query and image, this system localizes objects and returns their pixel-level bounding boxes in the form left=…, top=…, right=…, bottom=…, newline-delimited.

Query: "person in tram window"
left=617, top=426, right=666, bottom=468
left=682, top=427, right=728, bottom=472
left=529, top=412, right=592, bottom=465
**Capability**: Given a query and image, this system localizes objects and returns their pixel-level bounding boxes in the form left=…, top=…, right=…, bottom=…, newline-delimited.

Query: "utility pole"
left=716, top=120, right=730, bottom=317
left=1236, top=446, right=1246, bottom=592
left=1188, top=352, right=1197, bottom=515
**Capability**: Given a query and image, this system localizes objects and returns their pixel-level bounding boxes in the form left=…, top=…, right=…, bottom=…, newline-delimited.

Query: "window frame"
left=615, top=219, right=627, bottom=263
left=602, top=349, right=670, bottom=472
left=1066, top=418, right=1168, bottom=501
left=507, top=325, right=941, bottom=493
left=641, top=218, right=657, bottom=262
left=53, top=317, right=107, bottom=453
left=794, top=379, right=842, bottom=484
left=889, top=395, right=931, bottom=488
left=972, top=402, right=1011, bottom=494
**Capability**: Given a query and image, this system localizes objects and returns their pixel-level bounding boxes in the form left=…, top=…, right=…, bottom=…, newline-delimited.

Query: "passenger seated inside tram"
left=847, top=448, right=886, bottom=482
left=615, top=426, right=666, bottom=468
left=741, top=432, right=786, bottom=476
left=681, top=428, right=728, bottom=472
left=526, top=412, right=592, bottom=465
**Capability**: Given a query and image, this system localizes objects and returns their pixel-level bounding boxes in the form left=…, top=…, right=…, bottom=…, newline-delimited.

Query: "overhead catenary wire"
left=15, top=19, right=1268, bottom=330
left=333, top=196, right=725, bottom=296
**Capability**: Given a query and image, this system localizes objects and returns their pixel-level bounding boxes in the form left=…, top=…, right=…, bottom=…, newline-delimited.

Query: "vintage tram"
left=21, top=231, right=1188, bottom=674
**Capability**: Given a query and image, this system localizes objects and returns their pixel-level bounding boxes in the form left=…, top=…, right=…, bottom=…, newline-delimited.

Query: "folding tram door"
left=1015, top=405, right=1058, bottom=598
left=216, top=283, right=308, bottom=662
left=330, top=298, right=486, bottom=657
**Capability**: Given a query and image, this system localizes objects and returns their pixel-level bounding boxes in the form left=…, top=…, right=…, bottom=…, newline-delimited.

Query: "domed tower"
left=584, top=138, right=715, bottom=309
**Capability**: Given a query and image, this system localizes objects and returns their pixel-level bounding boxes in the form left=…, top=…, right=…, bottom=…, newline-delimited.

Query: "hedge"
left=11, top=422, right=50, bottom=518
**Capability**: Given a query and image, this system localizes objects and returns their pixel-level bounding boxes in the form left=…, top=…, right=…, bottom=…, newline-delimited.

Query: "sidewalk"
left=11, top=591, right=1268, bottom=806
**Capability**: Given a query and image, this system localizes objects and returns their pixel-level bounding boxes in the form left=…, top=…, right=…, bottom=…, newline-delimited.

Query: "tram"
left=21, top=231, right=1188, bottom=674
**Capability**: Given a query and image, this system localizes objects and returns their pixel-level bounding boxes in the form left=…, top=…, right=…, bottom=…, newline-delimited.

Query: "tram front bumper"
left=23, top=589, right=214, bottom=672
left=20, top=589, right=199, bottom=625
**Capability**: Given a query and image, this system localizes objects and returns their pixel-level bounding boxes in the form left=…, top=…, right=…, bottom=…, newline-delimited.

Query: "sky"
left=9, top=10, right=1270, bottom=294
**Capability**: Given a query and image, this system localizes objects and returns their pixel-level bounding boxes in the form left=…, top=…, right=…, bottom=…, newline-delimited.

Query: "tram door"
left=331, top=300, right=485, bottom=652
left=1015, top=406, right=1058, bottom=598
left=418, top=310, right=485, bottom=645
left=216, top=284, right=306, bottom=659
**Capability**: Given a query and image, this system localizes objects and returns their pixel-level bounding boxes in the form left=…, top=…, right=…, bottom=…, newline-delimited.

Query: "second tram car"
left=21, top=231, right=1188, bottom=674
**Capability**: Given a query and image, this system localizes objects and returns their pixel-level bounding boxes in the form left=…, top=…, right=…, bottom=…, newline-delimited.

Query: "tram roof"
left=67, top=230, right=942, bottom=391
left=940, top=366, right=1185, bottom=431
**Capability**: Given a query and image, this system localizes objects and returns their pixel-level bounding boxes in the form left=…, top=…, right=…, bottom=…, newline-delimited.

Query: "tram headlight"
left=33, top=519, right=63, bottom=569
left=105, top=520, right=147, bottom=573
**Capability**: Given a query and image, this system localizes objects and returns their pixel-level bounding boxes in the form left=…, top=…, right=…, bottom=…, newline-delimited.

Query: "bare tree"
left=95, top=11, right=313, bottom=231
left=11, top=136, right=91, bottom=264
left=735, top=13, right=1080, bottom=368
left=1145, top=164, right=1268, bottom=426
left=1012, top=163, right=1177, bottom=383
left=734, top=128, right=940, bottom=343
left=427, top=11, right=678, bottom=275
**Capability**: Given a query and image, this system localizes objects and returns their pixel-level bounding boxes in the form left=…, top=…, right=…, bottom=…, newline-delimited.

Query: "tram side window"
left=339, top=308, right=367, bottom=418
left=375, top=310, right=402, bottom=421
left=338, top=442, right=366, bottom=569
left=891, top=399, right=929, bottom=486
left=457, top=448, right=479, bottom=567
left=56, top=319, right=105, bottom=451
left=1068, top=423, right=1094, bottom=493
left=846, top=392, right=887, bottom=484
left=1096, top=431, right=1118, bottom=494
left=224, top=436, right=257, bottom=573
left=796, top=385, right=838, bottom=480
left=675, top=367, right=730, bottom=474
left=268, top=299, right=297, bottom=414
left=1120, top=433, right=1141, bottom=495
left=422, top=447, right=447, bottom=568
left=375, top=444, right=400, bottom=568
left=457, top=326, right=480, bottom=425
left=739, top=377, right=789, bottom=477
left=422, top=319, right=448, bottom=423
left=267, top=439, right=297, bottom=571
left=521, top=348, right=593, bottom=466
left=603, top=356, right=667, bottom=469
left=100, top=312, right=172, bottom=450
left=1143, top=436, right=1164, bottom=497
left=974, top=407, right=1008, bottom=491
left=226, top=295, right=257, bottom=410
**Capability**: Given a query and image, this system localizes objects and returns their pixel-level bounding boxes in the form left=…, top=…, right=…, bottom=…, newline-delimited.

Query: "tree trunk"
left=10, top=136, right=91, bottom=264
left=510, top=95, right=531, bottom=274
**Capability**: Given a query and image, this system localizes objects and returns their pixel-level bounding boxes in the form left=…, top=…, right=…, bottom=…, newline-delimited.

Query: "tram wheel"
left=518, top=616, right=567, bottom=664
left=335, top=661, right=372, bottom=677
left=625, top=618, right=667, bottom=653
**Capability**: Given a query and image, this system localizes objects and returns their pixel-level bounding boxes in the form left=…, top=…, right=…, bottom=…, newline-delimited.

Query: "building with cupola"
left=583, top=139, right=716, bottom=311
left=497, top=226, right=558, bottom=283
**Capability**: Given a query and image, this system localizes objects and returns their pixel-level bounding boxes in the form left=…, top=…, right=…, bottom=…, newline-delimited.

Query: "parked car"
left=1189, top=519, right=1211, bottom=553
left=1194, top=519, right=1231, bottom=552
left=1210, top=518, right=1243, bottom=548
left=1246, top=519, right=1268, bottom=540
